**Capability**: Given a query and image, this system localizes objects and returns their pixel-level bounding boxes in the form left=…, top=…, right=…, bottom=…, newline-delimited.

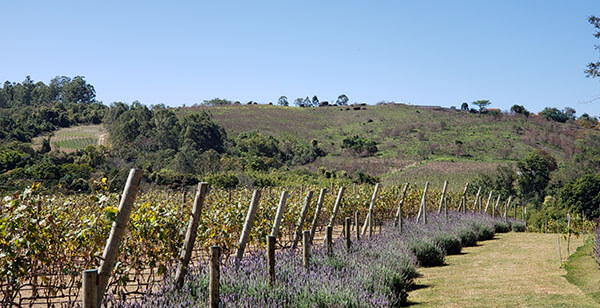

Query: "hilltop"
left=179, top=103, right=596, bottom=187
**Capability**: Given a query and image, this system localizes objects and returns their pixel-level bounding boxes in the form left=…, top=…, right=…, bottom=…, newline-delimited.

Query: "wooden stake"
left=209, top=246, right=221, bottom=308
left=266, top=235, right=275, bottom=284
left=82, top=269, right=98, bottom=308
left=355, top=211, right=360, bottom=241
left=394, top=183, right=409, bottom=230
left=493, top=195, right=500, bottom=218
left=459, top=182, right=469, bottom=212
left=175, top=182, right=208, bottom=289
left=235, top=190, right=261, bottom=268
left=97, top=168, right=143, bottom=305
left=472, top=187, right=481, bottom=213
left=416, top=182, right=429, bottom=224
left=361, top=183, right=380, bottom=237
left=293, top=191, right=314, bottom=249
left=328, top=187, right=345, bottom=226
left=567, top=213, right=571, bottom=256
left=504, top=196, right=512, bottom=223
left=271, top=191, right=289, bottom=238
left=345, top=217, right=351, bottom=251
left=325, top=225, right=333, bottom=256
left=437, top=180, right=448, bottom=213
left=309, top=189, right=327, bottom=243
left=484, top=190, right=493, bottom=214
left=303, top=230, right=311, bottom=269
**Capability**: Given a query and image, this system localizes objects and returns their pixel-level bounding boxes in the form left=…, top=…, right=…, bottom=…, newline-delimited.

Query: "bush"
left=433, top=233, right=462, bottom=255
left=512, top=222, right=526, bottom=232
left=493, top=222, right=511, bottom=233
left=457, top=228, right=477, bottom=247
left=410, top=240, right=445, bottom=267
left=471, top=222, right=495, bottom=241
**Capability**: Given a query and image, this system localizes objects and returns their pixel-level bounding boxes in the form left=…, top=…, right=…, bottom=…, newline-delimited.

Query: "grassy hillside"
left=180, top=103, right=592, bottom=187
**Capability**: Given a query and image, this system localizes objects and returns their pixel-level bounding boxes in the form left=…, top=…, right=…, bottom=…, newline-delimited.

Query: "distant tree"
left=564, top=107, right=576, bottom=120
left=472, top=100, right=491, bottom=113
left=517, top=151, right=557, bottom=205
left=202, top=98, right=232, bottom=106
left=336, top=94, right=349, bottom=105
left=312, top=95, right=319, bottom=107
left=40, top=137, right=51, bottom=154
left=460, top=102, right=469, bottom=111
left=294, top=97, right=304, bottom=107
left=277, top=96, right=289, bottom=106
left=510, top=104, right=530, bottom=117
left=577, top=113, right=599, bottom=128
left=540, top=107, right=569, bottom=123
left=585, top=16, right=600, bottom=78
left=61, top=76, right=96, bottom=103
left=303, top=96, right=311, bottom=107
left=558, top=174, right=600, bottom=220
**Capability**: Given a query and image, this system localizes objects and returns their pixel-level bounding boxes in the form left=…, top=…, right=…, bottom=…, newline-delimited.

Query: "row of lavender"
left=111, top=212, right=523, bottom=307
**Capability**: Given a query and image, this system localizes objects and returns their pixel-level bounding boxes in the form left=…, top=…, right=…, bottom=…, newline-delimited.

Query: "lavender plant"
left=111, top=212, right=510, bottom=307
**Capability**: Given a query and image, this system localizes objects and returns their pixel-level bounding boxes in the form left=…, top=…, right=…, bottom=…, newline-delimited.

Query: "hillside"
left=180, top=103, right=593, bottom=187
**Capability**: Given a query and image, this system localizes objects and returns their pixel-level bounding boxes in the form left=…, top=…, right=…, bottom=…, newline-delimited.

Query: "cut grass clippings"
left=409, top=232, right=599, bottom=307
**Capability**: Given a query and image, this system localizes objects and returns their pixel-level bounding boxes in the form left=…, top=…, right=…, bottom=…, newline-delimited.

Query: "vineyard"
left=0, top=173, right=552, bottom=307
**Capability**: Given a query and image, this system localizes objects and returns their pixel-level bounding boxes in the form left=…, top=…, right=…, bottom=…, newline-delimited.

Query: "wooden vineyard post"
left=567, top=213, right=571, bottom=256
left=293, top=191, right=314, bottom=249
left=361, top=183, right=380, bottom=237
left=96, top=168, right=143, bottom=306
left=325, top=225, right=333, bottom=256
left=416, top=182, right=429, bottom=224
left=545, top=215, right=548, bottom=233
left=478, top=193, right=483, bottom=213
left=209, top=246, right=221, bottom=308
left=345, top=217, right=351, bottom=251
left=504, top=196, right=512, bottom=223
left=328, top=187, right=346, bottom=227
left=303, top=230, right=311, bottom=269
left=82, top=269, right=98, bottom=308
left=472, top=187, right=481, bottom=213
left=524, top=207, right=527, bottom=228
left=493, top=195, right=500, bottom=218
left=394, top=183, right=409, bottom=230
left=235, top=190, right=261, bottom=269
left=355, top=211, right=360, bottom=240
left=437, top=180, right=448, bottom=213
left=484, top=191, right=493, bottom=214
left=309, top=189, right=327, bottom=243
left=175, top=182, right=209, bottom=289
left=266, top=235, right=275, bottom=284
left=271, top=191, right=289, bottom=238
left=459, top=182, right=469, bottom=212
left=514, top=202, right=517, bottom=219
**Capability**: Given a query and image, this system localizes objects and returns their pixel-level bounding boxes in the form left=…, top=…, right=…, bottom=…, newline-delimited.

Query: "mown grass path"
left=409, top=232, right=598, bottom=307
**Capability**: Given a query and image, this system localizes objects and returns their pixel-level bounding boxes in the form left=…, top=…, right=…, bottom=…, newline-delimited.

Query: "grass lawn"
left=564, top=236, right=600, bottom=303
left=409, top=232, right=598, bottom=307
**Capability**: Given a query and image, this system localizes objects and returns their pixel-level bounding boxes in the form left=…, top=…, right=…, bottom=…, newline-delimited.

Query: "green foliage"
left=472, top=100, right=491, bottom=113
left=341, top=135, right=378, bottom=156
left=493, top=222, right=511, bottom=233
left=204, top=173, right=239, bottom=189
left=336, top=94, right=349, bottom=106
left=201, top=98, right=232, bottom=106
left=510, top=104, right=530, bottom=117
left=457, top=227, right=477, bottom=247
left=410, top=239, right=445, bottom=267
left=585, top=16, right=600, bottom=78
left=558, top=173, right=600, bottom=220
left=470, top=222, right=495, bottom=241
left=432, top=233, right=462, bottom=255
left=277, top=96, right=289, bottom=106
left=512, top=222, right=526, bottom=232
left=517, top=151, right=557, bottom=205
left=540, top=107, right=569, bottom=123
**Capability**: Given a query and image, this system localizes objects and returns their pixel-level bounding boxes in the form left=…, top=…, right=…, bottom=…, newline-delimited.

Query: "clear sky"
left=2, top=1, right=600, bottom=115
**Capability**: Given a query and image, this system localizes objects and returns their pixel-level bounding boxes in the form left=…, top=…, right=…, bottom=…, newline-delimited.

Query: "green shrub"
left=471, top=222, right=495, bottom=241
left=493, top=222, right=511, bottom=233
left=457, top=228, right=477, bottom=247
left=410, top=240, right=445, bottom=267
left=512, top=222, right=526, bottom=232
left=433, top=233, right=462, bottom=255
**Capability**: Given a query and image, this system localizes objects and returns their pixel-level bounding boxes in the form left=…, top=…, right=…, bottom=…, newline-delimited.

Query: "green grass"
left=181, top=104, right=599, bottom=188
left=564, top=236, right=600, bottom=304
left=409, top=233, right=599, bottom=307
left=33, top=124, right=106, bottom=152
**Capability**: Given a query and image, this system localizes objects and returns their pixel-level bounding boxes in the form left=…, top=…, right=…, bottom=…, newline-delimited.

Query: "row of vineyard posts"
left=81, top=169, right=525, bottom=308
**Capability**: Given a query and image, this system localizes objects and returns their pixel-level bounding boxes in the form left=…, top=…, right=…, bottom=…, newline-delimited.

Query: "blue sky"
left=2, top=1, right=600, bottom=115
